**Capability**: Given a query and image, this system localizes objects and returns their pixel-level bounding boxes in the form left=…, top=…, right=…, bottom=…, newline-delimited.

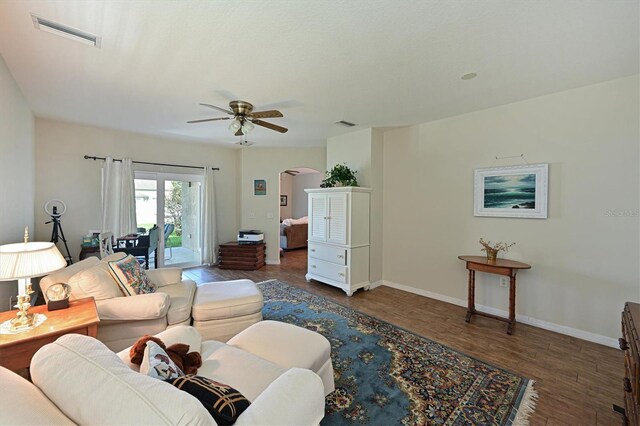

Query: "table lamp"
left=0, top=227, right=67, bottom=332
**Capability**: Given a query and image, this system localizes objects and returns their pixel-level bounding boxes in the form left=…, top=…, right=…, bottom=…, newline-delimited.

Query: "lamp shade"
left=0, top=242, right=67, bottom=281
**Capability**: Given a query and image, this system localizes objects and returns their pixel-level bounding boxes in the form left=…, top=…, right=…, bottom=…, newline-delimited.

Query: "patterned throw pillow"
left=107, top=255, right=156, bottom=296
left=167, top=375, right=250, bottom=425
left=140, top=341, right=183, bottom=381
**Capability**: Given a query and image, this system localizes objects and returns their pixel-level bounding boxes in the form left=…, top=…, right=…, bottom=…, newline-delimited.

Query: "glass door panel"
left=164, top=179, right=202, bottom=267
left=134, top=178, right=158, bottom=234
left=134, top=172, right=203, bottom=268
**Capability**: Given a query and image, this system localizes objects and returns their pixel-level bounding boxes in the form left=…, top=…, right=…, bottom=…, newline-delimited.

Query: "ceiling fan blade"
left=187, top=117, right=231, bottom=124
left=200, top=103, right=234, bottom=115
left=284, top=171, right=296, bottom=176
left=251, top=110, right=283, bottom=119
left=285, top=170, right=300, bottom=174
left=252, top=119, right=288, bottom=133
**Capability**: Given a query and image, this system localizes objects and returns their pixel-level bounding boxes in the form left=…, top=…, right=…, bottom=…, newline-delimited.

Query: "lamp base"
left=0, top=313, right=47, bottom=334
left=10, top=312, right=37, bottom=331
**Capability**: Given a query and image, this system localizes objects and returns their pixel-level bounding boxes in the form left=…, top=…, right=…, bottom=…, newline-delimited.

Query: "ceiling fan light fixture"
left=228, top=118, right=242, bottom=132
left=242, top=120, right=255, bottom=133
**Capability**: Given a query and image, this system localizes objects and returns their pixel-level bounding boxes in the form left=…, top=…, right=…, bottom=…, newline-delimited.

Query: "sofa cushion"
left=0, top=366, right=74, bottom=425
left=101, top=252, right=127, bottom=263
left=30, top=334, right=212, bottom=425
left=67, top=263, right=122, bottom=301
left=199, top=340, right=286, bottom=402
left=108, top=255, right=157, bottom=296
left=140, top=340, right=183, bottom=380
left=161, top=281, right=196, bottom=325
left=168, top=375, right=250, bottom=425
left=192, top=280, right=263, bottom=321
left=39, top=257, right=100, bottom=300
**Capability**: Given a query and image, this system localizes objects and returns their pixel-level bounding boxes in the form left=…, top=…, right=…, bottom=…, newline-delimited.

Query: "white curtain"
left=102, top=157, right=137, bottom=239
left=201, top=166, right=218, bottom=265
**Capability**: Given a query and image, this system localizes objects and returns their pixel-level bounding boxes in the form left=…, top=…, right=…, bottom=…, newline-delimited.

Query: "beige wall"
left=382, top=75, right=640, bottom=342
left=34, top=119, right=239, bottom=262
left=279, top=173, right=293, bottom=220
left=0, top=55, right=35, bottom=310
left=327, top=129, right=373, bottom=186
left=239, top=147, right=326, bottom=263
left=326, top=128, right=384, bottom=283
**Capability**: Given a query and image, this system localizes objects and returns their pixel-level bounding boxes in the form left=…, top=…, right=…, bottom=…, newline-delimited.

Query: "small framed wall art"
left=254, top=179, right=266, bottom=196
left=474, top=163, right=548, bottom=219
left=280, top=195, right=288, bottom=206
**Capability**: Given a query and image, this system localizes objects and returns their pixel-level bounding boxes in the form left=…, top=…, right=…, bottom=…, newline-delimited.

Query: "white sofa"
left=0, top=326, right=325, bottom=425
left=40, top=253, right=196, bottom=351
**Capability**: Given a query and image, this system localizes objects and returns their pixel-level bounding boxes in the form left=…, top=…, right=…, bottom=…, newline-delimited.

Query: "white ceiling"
left=0, top=0, right=638, bottom=148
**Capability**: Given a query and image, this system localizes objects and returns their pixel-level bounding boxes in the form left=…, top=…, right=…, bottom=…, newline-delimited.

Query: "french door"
left=134, top=171, right=203, bottom=268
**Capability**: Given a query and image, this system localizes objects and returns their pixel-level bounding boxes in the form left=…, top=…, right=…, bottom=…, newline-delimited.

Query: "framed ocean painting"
left=474, top=163, right=548, bottom=218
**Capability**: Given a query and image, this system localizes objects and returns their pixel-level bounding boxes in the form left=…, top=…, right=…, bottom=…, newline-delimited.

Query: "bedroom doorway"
left=278, top=167, right=323, bottom=271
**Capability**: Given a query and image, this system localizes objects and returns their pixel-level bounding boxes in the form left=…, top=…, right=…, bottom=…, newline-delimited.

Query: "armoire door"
left=309, top=193, right=328, bottom=242
left=327, top=193, right=348, bottom=245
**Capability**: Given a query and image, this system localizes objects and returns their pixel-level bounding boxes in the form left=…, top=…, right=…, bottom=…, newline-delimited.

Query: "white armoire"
left=304, top=187, right=371, bottom=296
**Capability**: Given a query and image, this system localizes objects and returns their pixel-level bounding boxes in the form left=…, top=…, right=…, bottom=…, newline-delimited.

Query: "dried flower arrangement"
left=479, top=238, right=516, bottom=262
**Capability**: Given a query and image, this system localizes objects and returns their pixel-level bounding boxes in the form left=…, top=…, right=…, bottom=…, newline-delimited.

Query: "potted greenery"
left=320, top=163, right=358, bottom=188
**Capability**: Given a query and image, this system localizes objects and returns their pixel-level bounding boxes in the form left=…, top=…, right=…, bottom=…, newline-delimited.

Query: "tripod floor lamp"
left=0, top=227, right=67, bottom=333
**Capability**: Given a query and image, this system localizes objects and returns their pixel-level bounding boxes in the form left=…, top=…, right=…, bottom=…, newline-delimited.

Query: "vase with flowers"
left=479, top=238, right=516, bottom=263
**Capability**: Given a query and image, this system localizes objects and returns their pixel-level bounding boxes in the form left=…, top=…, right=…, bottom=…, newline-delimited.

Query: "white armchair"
left=39, top=253, right=196, bottom=351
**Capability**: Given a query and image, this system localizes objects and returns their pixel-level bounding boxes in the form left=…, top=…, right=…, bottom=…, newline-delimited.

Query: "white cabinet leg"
left=345, top=290, right=354, bottom=296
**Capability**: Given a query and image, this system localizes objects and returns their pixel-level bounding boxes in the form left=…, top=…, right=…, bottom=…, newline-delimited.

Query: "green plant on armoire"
left=320, top=163, right=358, bottom=188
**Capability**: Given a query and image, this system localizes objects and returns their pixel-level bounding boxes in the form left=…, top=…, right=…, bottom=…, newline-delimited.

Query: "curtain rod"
left=84, top=155, right=220, bottom=171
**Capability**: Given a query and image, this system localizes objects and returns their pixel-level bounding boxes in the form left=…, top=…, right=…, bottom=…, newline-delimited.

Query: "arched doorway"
left=278, top=167, right=323, bottom=272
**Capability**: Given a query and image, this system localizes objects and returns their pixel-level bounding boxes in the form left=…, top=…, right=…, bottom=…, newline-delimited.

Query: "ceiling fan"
left=187, top=100, right=288, bottom=136
left=283, top=169, right=300, bottom=176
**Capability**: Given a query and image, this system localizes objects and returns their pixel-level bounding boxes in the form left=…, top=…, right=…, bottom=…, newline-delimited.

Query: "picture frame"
left=280, top=195, right=288, bottom=206
left=254, top=179, right=266, bottom=196
left=474, top=163, right=548, bottom=219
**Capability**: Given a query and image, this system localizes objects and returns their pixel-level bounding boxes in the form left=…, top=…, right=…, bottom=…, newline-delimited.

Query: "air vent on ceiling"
left=31, top=14, right=101, bottom=48
left=335, top=120, right=357, bottom=127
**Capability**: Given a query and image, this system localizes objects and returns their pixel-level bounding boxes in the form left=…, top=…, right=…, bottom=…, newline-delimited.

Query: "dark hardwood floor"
left=183, top=249, right=624, bottom=425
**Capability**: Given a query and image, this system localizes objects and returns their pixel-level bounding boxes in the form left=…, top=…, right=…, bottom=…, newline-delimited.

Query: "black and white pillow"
left=167, top=375, right=250, bottom=425
left=140, top=341, right=183, bottom=381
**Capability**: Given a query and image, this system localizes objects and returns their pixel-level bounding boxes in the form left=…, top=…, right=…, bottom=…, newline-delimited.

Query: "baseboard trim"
left=369, top=280, right=384, bottom=290
left=381, top=280, right=618, bottom=348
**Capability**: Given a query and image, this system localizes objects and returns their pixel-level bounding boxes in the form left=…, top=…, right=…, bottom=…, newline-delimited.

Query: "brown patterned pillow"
left=167, top=375, right=250, bottom=425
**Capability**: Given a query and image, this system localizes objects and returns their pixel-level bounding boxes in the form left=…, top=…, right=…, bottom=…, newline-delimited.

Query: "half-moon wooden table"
left=458, top=256, right=531, bottom=334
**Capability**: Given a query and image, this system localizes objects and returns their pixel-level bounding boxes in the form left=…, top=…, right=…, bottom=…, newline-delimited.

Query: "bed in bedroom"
left=280, top=217, right=308, bottom=250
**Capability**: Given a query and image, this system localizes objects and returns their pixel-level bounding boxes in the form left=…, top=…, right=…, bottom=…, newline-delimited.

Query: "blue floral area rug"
left=258, top=280, right=537, bottom=425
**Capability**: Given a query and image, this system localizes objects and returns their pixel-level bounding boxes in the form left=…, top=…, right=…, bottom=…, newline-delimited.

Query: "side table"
left=218, top=242, right=266, bottom=270
left=0, top=297, right=100, bottom=371
left=79, top=245, right=100, bottom=260
left=458, top=255, right=531, bottom=334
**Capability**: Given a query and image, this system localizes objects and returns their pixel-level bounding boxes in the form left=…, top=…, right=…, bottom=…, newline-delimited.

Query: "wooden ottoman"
left=192, top=279, right=263, bottom=342
left=227, top=320, right=335, bottom=396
